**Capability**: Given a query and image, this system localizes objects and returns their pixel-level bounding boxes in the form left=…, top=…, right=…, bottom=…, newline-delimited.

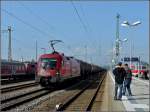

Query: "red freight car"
left=1, top=60, right=37, bottom=80
left=1, top=60, right=26, bottom=79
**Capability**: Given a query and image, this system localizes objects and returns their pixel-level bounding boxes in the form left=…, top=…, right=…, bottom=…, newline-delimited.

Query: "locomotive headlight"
left=56, top=71, right=60, bottom=75
left=56, top=71, right=60, bottom=78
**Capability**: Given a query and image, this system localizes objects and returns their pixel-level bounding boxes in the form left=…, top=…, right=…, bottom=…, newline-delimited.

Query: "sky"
left=1, top=1, right=149, bottom=66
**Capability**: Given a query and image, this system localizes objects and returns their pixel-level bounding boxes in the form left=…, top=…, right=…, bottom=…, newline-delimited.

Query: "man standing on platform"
left=113, top=62, right=126, bottom=100
left=122, top=63, right=132, bottom=96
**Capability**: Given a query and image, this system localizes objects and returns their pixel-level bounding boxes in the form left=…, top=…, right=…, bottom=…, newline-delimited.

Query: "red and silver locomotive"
left=36, top=52, right=81, bottom=86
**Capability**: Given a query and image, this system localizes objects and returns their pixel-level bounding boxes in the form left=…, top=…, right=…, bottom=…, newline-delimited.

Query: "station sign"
left=122, top=57, right=139, bottom=62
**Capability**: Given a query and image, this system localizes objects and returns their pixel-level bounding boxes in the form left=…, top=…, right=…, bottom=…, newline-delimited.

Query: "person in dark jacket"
left=113, top=62, right=126, bottom=100
left=122, top=63, right=132, bottom=96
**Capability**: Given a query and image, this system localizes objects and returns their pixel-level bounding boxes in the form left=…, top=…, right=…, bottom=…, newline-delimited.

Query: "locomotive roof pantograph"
left=49, top=40, right=63, bottom=53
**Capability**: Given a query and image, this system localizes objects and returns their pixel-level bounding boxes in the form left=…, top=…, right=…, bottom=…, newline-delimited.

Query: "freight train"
left=1, top=60, right=37, bottom=80
left=36, top=51, right=105, bottom=87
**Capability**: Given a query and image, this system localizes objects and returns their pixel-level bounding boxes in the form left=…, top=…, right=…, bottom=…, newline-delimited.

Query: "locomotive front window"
left=41, top=58, right=57, bottom=69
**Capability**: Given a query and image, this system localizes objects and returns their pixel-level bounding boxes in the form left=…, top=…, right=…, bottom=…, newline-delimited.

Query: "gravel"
left=5, top=81, right=85, bottom=112
left=7, top=89, right=66, bottom=112
left=1, top=85, right=41, bottom=101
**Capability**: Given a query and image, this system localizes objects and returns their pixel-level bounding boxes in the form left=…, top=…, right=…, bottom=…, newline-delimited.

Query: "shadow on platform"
left=132, top=93, right=150, bottom=96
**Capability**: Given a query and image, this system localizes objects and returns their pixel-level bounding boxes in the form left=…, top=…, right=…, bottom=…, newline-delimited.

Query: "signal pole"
left=0, top=26, right=1, bottom=79
left=85, top=45, right=87, bottom=62
left=8, top=26, right=12, bottom=62
left=36, top=40, right=38, bottom=62
left=115, top=14, right=120, bottom=64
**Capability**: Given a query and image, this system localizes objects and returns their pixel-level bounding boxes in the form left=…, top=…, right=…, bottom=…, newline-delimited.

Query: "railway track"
left=1, top=78, right=85, bottom=111
left=57, top=74, right=106, bottom=111
left=1, top=77, right=35, bottom=85
left=1, top=82, right=38, bottom=93
left=1, top=88, right=52, bottom=111
left=31, top=72, right=106, bottom=112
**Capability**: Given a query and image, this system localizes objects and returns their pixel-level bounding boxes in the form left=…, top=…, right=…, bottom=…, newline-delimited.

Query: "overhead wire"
left=2, top=8, right=56, bottom=56
left=18, top=1, right=56, bottom=32
left=1, top=31, right=35, bottom=53
left=2, top=8, right=54, bottom=39
left=78, top=3, right=96, bottom=45
left=18, top=2, right=74, bottom=41
left=13, top=37, right=35, bottom=50
left=71, top=1, right=98, bottom=61
left=2, top=8, right=70, bottom=56
left=79, top=4, right=92, bottom=35
left=1, top=9, right=48, bottom=61
left=20, top=1, right=86, bottom=57
left=70, top=1, right=89, bottom=36
left=17, top=2, right=75, bottom=55
left=2, top=3, right=88, bottom=58
left=79, top=3, right=102, bottom=64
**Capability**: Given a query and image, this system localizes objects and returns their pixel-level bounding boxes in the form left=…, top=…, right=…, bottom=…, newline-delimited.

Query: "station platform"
left=101, top=71, right=149, bottom=111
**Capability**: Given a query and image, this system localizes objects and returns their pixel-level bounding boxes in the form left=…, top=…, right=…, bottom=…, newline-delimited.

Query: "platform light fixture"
left=116, top=38, right=128, bottom=43
left=121, top=21, right=141, bottom=27
left=121, top=20, right=141, bottom=68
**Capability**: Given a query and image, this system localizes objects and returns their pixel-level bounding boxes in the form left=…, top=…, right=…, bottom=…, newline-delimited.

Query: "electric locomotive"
left=36, top=51, right=80, bottom=86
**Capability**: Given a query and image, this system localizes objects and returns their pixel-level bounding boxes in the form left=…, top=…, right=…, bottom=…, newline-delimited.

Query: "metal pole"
left=99, top=42, right=101, bottom=65
left=138, top=56, right=140, bottom=75
left=36, top=40, right=37, bottom=62
left=111, top=41, right=114, bottom=69
left=8, top=26, right=12, bottom=62
left=149, top=2, right=150, bottom=75
left=149, top=29, right=150, bottom=75
left=85, top=45, right=87, bottom=62
left=0, top=24, right=1, bottom=82
left=130, top=33, right=132, bottom=68
left=0, top=1, right=1, bottom=107
left=90, top=57, right=93, bottom=77
left=19, top=48, right=23, bottom=62
left=115, top=14, right=120, bottom=64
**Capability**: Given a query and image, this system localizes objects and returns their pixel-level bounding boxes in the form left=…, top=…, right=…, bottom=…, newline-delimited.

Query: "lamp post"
left=115, top=14, right=120, bottom=65
left=116, top=38, right=128, bottom=62
left=121, top=20, right=141, bottom=68
left=85, top=45, right=87, bottom=62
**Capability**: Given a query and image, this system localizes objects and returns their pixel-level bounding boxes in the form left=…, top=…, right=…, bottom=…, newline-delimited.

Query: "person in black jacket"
left=122, top=63, right=132, bottom=96
left=113, top=62, right=126, bottom=100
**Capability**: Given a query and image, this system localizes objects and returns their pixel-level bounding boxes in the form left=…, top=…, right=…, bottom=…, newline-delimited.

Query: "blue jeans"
left=114, top=82, right=123, bottom=99
left=123, top=79, right=132, bottom=95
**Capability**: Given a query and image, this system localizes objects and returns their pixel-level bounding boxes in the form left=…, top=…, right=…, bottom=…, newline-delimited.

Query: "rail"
left=57, top=73, right=106, bottom=111
left=1, top=88, right=52, bottom=111
left=1, top=82, right=38, bottom=93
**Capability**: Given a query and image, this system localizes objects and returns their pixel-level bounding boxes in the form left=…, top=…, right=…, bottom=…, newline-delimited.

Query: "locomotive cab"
left=41, top=58, right=57, bottom=70
left=36, top=53, right=62, bottom=86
